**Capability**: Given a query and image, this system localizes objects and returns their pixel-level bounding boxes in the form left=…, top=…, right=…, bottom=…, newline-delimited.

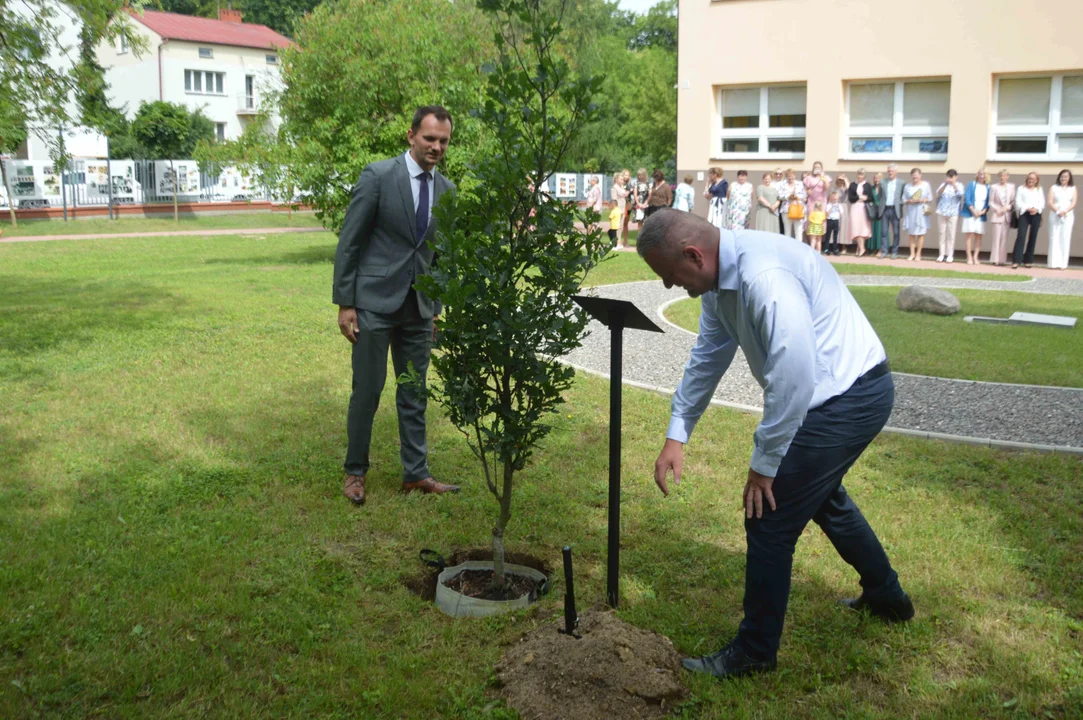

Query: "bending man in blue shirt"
left=638, top=209, right=913, bottom=680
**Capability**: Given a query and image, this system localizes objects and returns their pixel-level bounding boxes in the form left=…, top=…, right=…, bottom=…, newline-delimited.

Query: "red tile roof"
left=130, top=10, right=295, bottom=51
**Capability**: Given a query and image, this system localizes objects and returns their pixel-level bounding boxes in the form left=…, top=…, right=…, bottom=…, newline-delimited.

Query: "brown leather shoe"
left=343, top=474, right=366, bottom=505
left=402, top=477, right=460, bottom=495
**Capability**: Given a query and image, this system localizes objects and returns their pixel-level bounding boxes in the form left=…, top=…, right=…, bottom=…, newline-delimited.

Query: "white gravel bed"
left=564, top=280, right=1083, bottom=450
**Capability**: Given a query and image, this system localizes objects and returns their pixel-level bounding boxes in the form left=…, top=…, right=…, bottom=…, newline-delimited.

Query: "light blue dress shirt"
left=667, top=228, right=888, bottom=476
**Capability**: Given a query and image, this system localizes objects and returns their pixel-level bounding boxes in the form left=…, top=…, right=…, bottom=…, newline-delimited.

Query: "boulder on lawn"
left=896, top=285, right=960, bottom=316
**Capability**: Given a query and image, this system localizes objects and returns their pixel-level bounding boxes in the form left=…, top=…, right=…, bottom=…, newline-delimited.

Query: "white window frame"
left=198, top=47, right=214, bottom=59
left=185, top=70, right=225, bottom=96
left=117, top=34, right=128, bottom=55
left=214, top=122, right=226, bottom=141
left=990, top=72, right=1083, bottom=162
left=843, top=79, right=950, bottom=162
left=713, top=84, right=807, bottom=161
left=265, top=54, right=279, bottom=65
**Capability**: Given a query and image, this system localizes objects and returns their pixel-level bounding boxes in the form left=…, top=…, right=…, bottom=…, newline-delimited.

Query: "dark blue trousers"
left=737, top=369, right=903, bottom=659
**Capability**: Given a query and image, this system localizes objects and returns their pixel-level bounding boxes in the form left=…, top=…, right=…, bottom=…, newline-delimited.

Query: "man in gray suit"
left=878, top=164, right=906, bottom=259
left=333, top=105, right=459, bottom=505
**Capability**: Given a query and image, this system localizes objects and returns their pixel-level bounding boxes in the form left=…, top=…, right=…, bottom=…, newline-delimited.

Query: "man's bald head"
left=636, top=208, right=715, bottom=261
left=636, top=209, right=720, bottom=298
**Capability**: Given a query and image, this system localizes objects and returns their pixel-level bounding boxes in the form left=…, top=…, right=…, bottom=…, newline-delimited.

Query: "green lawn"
left=0, top=210, right=324, bottom=237
left=665, top=288, right=1083, bottom=387
left=2, top=233, right=1081, bottom=718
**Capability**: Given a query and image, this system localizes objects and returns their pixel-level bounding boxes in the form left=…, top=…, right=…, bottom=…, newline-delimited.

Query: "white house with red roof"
left=97, top=7, right=293, bottom=143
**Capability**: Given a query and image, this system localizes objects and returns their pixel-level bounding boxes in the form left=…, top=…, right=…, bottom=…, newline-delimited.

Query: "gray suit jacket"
left=333, top=154, right=453, bottom=317
left=881, top=176, right=906, bottom=217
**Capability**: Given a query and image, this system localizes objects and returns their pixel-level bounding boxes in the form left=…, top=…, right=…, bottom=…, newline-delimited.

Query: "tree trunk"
left=491, top=461, right=514, bottom=589
left=1, top=159, right=17, bottom=227
left=171, top=160, right=178, bottom=223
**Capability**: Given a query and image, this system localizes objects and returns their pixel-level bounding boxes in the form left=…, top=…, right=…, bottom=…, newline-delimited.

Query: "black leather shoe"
left=681, top=641, right=777, bottom=680
left=838, top=592, right=915, bottom=622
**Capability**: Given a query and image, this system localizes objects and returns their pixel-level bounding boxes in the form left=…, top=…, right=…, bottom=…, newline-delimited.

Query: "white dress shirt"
left=667, top=228, right=887, bottom=476
left=1014, top=184, right=1045, bottom=214
left=403, top=151, right=434, bottom=225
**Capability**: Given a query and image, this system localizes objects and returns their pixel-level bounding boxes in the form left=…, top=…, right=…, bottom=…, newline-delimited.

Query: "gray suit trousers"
left=344, top=289, right=432, bottom=483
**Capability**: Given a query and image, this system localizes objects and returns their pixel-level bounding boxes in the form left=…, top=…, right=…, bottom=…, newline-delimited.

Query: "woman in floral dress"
left=724, top=170, right=754, bottom=229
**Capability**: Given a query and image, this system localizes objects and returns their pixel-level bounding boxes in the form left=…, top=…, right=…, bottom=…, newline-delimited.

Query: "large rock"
left=896, top=285, right=961, bottom=315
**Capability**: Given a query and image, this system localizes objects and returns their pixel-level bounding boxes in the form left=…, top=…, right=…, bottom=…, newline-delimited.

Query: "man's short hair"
left=636, top=208, right=690, bottom=259
left=411, top=105, right=453, bottom=132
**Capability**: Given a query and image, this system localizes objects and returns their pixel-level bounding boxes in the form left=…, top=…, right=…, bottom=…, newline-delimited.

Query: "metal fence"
left=0, top=158, right=271, bottom=212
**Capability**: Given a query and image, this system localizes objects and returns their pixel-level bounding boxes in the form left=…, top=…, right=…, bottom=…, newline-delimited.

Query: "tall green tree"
left=0, top=0, right=144, bottom=162
left=0, top=91, right=28, bottom=227
left=131, top=100, right=212, bottom=220
left=409, top=0, right=608, bottom=589
left=276, top=0, right=493, bottom=232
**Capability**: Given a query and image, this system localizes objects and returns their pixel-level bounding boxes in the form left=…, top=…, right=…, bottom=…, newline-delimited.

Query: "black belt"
left=856, top=360, right=891, bottom=384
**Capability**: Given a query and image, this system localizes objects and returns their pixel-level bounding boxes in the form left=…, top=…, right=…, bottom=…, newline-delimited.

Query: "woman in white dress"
left=1047, top=169, right=1077, bottom=270
left=960, top=169, right=989, bottom=265
left=902, top=168, right=932, bottom=261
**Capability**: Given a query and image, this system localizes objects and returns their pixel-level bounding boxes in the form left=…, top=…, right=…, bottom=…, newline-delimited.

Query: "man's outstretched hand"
left=338, top=306, right=358, bottom=344
left=743, top=468, right=776, bottom=519
left=653, top=438, right=684, bottom=496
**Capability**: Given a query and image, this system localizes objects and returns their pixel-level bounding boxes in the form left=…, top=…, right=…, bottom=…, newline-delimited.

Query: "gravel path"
left=564, top=279, right=1083, bottom=451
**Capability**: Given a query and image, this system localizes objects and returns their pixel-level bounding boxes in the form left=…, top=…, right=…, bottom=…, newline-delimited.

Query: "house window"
left=215, top=123, right=226, bottom=141
left=118, top=34, right=129, bottom=54
left=185, top=70, right=225, bottom=95
left=844, top=79, right=950, bottom=160
left=199, top=47, right=213, bottom=59
left=265, top=54, right=278, bottom=65
left=993, top=73, right=1083, bottom=160
left=715, top=84, right=806, bottom=159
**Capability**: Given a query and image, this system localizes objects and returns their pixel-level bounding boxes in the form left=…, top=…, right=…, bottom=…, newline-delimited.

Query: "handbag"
left=787, top=200, right=805, bottom=220
left=634, top=208, right=644, bottom=222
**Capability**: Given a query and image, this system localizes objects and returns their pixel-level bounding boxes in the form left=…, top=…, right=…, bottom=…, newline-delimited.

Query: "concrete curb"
left=0, top=226, right=328, bottom=243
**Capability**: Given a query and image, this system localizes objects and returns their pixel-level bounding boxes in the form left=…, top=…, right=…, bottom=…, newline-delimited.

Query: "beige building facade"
left=677, top=0, right=1083, bottom=260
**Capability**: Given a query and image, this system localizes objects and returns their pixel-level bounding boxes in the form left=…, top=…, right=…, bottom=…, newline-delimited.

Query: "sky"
left=617, top=0, right=662, bottom=15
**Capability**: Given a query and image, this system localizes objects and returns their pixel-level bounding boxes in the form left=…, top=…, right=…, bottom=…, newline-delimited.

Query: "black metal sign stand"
left=571, top=295, right=663, bottom=608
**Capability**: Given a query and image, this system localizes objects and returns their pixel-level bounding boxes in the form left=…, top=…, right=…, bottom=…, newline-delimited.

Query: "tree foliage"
left=275, top=0, right=493, bottom=232
left=408, top=0, right=610, bottom=588
left=0, top=0, right=144, bottom=160
left=157, top=0, right=319, bottom=37
left=131, top=100, right=214, bottom=219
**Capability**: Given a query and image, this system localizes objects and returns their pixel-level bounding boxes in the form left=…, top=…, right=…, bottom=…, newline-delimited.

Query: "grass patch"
left=1, top=232, right=1081, bottom=718
left=0, top=210, right=324, bottom=237
left=582, top=250, right=656, bottom=287
left=664, top=289, right=1083, bottom=387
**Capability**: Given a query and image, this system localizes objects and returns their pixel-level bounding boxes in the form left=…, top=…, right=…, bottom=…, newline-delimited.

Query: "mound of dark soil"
left=495, top=610, right=687, bottom=720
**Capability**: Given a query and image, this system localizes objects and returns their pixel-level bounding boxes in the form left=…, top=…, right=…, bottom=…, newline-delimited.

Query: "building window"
left=118, top=34, right=129, bottom=54
left=185, top=70, right=225, bottom=95
left=215, top=123, right=226, bottom=141
left=265, top=54, right=278, bottom=65
left=199, top=47, right=213, bottom=59
left=992, top=73, right=1083, bottom=160
left=715, top=84, right=806, bottom=159
left=844, top=79, right=950, bottom=160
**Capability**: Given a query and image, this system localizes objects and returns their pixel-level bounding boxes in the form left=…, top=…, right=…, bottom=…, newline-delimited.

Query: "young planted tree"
left=411, top=0, right=609, bottom=589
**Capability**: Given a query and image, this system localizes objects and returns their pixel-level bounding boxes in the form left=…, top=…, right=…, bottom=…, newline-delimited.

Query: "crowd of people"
left=603, top=162, right=1078, bottom=270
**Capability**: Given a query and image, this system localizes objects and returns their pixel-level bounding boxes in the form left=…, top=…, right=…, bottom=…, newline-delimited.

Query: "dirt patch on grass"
left=402, top=548, right=552, bottom=602
left=495, top=609, right=687, bottom=720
